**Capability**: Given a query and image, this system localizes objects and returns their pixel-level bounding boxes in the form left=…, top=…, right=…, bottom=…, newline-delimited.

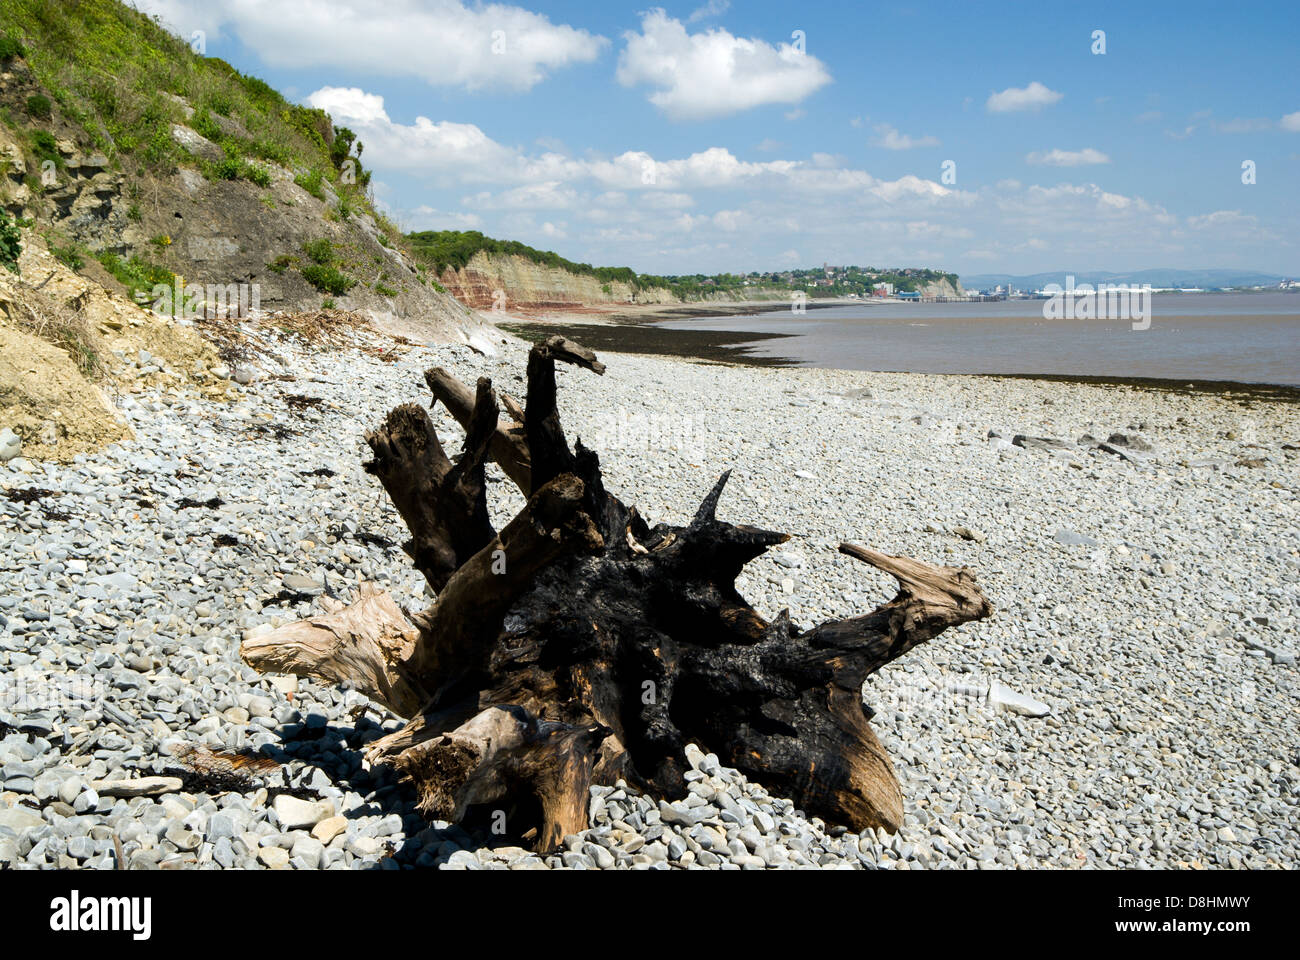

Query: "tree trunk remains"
left=241, top=337, right=992, bottom=851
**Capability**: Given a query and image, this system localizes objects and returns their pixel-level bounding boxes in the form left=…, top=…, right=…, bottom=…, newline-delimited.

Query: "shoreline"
left=495, top=296, right=858, bottom=326
left=497, top=315, right=1300, bottom=403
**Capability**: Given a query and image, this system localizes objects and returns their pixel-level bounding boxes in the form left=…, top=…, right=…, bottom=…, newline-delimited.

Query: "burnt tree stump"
left=241, top=336, right=993, bottom=851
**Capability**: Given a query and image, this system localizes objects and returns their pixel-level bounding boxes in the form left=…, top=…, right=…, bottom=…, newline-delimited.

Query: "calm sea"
left=658, top=292, right=1300, bottom=386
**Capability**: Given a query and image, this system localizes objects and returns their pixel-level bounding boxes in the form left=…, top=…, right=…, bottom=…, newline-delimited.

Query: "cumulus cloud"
left=872, top=124, right=941, bottom=150
left=1186, top=210, right=1257, bottom=229
left=870, top=175, right=953, bottom=203
left=986, top=81, right=1063, bottom=113
left=132, top=0, right=606, bottom=91
left=687, top=0, right=729, bottom=23
left=306, top=87, right=583, bottom=183
left=309, top=86, right=1274, bottom=276
left=616, top=9, right=831, bottom=119
left=587, top=147, right=800, bottom=190
left=462, top=182, right=581, bottom=210
left=407, top=206, right=483, bottom=230
left=1025, top=148, right=1111, bottom=167
left=1279, top=111, right=1300, bottom=132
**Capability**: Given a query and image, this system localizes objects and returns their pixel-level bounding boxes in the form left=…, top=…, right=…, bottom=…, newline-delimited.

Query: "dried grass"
left=6, top=277, right=107, bottom=379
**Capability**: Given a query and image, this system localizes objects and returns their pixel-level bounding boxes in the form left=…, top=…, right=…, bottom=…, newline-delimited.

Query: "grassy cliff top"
left=0, top=0, right=366, bottom=193
left=407, top=229, right=657, bottom=289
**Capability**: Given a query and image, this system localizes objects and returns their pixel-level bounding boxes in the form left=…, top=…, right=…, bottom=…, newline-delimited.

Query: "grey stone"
left=272, top=795, right=333, bottom=830
left=1053, top=529, right=1098, bottom=547
left=0, top=428, right=21, bottom=463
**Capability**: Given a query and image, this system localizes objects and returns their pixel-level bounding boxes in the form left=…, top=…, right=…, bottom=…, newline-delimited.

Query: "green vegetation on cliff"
left=407, top=230, right=660, bottom=291
left=0, top=0, right=369, bottom=194
left=407, top=229, right=958, bottom=302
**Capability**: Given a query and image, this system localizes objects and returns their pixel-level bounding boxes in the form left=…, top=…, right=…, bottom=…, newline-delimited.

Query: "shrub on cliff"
left=0, top=210, right=21, bottom=272
left=301, top=263, right=355, bottom=296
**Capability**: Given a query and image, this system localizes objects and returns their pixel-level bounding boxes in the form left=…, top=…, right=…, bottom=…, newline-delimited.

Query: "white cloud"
left=586, top=147, right=799, bottom=190
left=870, top=175, right=953, bottom=203
left=408, top=206, right=483, bottom=230
left=872, top=124, right=941, bottom=150
left=616, top=9, right=831, bottom=120
left=713, top=209, right=747, bottom=231
left=462, top=182, right=580, bottom=210
left=131, top=0, right=606, bottom=91
left=1025, top=148, right=1111, bottom=167
left=1186, top=210, right=1257, bottom=229
left=305, top=86, right=389, bottom=125
left=986, top=81, right=1063, bottom=113
left=687, top=0, right=729, bottom=23
left=320, top=86, right=1281, bottom=276
left=1279, top=111, right=1300, bottom=132
left=640, top=192, right=696, bottom=209
left=306, top=87, right=584, bottom=183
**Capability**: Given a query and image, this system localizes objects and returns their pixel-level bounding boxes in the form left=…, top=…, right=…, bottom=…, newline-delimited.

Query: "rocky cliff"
left=0, top=52, right=490, bottom=347
left=437, top=251, right=675, bottom=312
left=435, top=255, right=968, bottom=313
left=918, top=277, right=966, bottom=298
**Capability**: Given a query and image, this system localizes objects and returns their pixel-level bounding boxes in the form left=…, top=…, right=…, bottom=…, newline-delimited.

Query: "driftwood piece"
left=426, top=367, right=531, bottom=493
left=241, top=335, right=992, bottom=851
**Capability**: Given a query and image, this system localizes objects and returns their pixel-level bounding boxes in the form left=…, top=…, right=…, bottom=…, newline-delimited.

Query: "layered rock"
left=438, top=251, right=675, bottom=312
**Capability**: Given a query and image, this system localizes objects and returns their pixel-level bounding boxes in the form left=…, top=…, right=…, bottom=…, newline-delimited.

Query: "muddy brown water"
left=502, top=292, right=1300, bottom=402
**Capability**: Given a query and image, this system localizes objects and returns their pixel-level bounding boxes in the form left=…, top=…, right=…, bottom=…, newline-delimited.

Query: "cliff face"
left=438, top=251, right=675, bottom=311
left=919, top=277, right=966, bottom=298
left=436, top=258, right=970, bottom=312
left=0, top=59, right=491, bottom=346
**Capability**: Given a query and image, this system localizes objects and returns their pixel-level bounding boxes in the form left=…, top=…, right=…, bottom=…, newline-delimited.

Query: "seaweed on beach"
left=176, top=496, right=224, bottom=510
left=4, top=487, right=70, bottom=520
left=262, top=589, right=316, bottom=608
left=246, top=421, right=300, bottom=440
left=162, top=766, right=262, bottom=795
left=4, top=487, right=58, bottom=504
left=326, top=524, right=394, bottom=549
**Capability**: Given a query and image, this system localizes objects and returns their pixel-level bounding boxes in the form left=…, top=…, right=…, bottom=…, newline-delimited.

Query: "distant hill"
left=960, top=269, right=1291, bottom=291
left=409, top=230, right=965, bottom=309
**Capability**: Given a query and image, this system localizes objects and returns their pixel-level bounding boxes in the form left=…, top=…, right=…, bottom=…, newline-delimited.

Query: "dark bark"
left=242, top=335, right=993, bottom=851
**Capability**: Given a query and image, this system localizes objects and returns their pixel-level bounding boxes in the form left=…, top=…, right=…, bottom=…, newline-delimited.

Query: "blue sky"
left=135, top=0, right=1300, bottom=277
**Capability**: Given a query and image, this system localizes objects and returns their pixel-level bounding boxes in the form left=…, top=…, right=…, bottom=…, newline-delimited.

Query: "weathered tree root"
left=241, top=336, right=993, bottom=851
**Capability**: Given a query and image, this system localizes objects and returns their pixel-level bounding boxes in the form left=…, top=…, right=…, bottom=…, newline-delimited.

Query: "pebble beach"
left=2, top=327, right=1297, bottom=870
